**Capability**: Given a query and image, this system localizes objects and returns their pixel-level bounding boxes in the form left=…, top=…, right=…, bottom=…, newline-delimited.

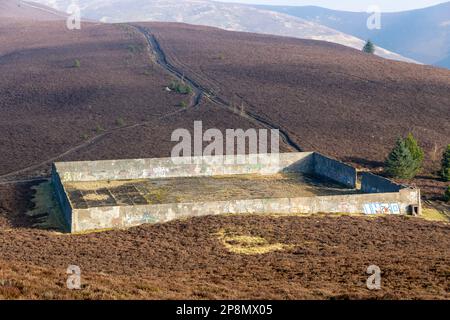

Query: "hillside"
left=31, top=0, right=415, bottom=63
left=0, top=19, right=449, bottom=300
left=144, top=22, right=450, bottom=173
left=0, top=186, right=448, bottom=299
left=1, top=21, right=449, bottom=184
left=257, top=2, right=450, bottom=68
left=0, top=20, right=263, bottom=179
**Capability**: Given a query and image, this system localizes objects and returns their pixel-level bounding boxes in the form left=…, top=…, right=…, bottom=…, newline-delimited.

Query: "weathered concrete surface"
left=72, top=189, right=420, bottom=232
left=361, top=172, right=403, bottom=193
left=54, top=152, right=314, bottom=182
left=313, top=153, right=357, bottom=188
left=64, top=173, right=359, bottom=209
left=51, top=164, right=72, bottom=231
left=52, top=152, right=422, bottom=233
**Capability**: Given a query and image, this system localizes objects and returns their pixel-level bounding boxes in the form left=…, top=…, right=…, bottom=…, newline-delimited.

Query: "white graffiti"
left=152, top=166, right=170, bottom=177
left=363, top=203, right=400, bottom=215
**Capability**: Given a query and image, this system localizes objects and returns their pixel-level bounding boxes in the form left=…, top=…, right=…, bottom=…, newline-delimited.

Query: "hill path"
left=0, top=23, right=302, bottom=184
left=132, top=25, right=303, bottom=153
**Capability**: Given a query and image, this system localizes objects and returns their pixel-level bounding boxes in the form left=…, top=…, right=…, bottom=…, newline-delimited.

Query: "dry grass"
left=215, top=229, right=293, bottom=255
left=82, top=193, right=110, bottom=201
left=65, top=173, right=355, bottom=208
left=0, top=195, right=449, bottom=300
left=64, top=180, right=142, bottom=191
left=0, top=260, right=167, bottom=300
left=421, top=207, right=449, bottom=222
left=142, top=187, right=169, bottom=204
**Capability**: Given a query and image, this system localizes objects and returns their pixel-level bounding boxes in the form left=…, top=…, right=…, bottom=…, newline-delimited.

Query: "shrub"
left=73, top=59, right=80, bottom=68
left=444, top=186, right=450, bottom=202
left=115, top=118, right=125, bottom=126
left=385, top=138, right=418, bottom=179
left=362, top=40, right=375, bottom=54
left=169, top=80, right=192, bottom=95
left=94, top=124, right=104, bottom=133
left=441, top=144, right=450, bottom=181
left=127, top=44, right=144, bottom=54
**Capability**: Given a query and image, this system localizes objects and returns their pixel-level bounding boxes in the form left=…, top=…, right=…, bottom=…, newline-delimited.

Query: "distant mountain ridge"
left=256, top=2, right=450, bottom=69
left=0, top=0, right=67, bottom=20
left=30, top=0, right=416, bottom=64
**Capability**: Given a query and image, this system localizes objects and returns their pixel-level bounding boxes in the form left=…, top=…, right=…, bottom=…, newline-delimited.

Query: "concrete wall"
left=54, top=152, right=315, bottom=182
left=54, top=152, right=353, bottom=186
left=71, top=188, right=421, bottom=233
left=51, top=164, right=72, bottom=231
left=361, top=172, right=403, bottom=193
left=52, top=152, right=421, bottom=233
left=313, top=153, right=357, bottom=188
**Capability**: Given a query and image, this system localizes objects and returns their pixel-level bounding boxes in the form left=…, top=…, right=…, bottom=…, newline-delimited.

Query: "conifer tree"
left=404, top=133, right=424, bottom=174
left=441, top=144, right=450, bottom=181
left=385, top=138, right=417, bottom=179
left=363, top=40, right=375, bottom=54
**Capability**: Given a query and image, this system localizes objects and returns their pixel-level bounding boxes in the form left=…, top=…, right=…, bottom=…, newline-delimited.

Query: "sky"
left=221, top=0, right=449, bottom=12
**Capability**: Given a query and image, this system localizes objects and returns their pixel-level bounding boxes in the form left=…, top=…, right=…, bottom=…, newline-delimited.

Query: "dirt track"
left=0, top=20, right=449, bottom=300
left=144, top=22, right=450, bottom=172
left=0, top=21, right=300, bottom=184
left=133, top=25, right=303, bottom=153
left=0, top=21, right=270, bottom=181
left=0, top=102, right=190, bottom=183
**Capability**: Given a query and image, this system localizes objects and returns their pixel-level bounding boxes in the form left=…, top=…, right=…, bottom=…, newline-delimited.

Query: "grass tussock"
left=143, top=187, right=169, bottom=204
left=216, top=229, right=293, bottom=255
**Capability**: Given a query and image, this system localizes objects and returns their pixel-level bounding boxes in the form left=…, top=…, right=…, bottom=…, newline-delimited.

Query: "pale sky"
left=221, top=0, right=449, bottom=12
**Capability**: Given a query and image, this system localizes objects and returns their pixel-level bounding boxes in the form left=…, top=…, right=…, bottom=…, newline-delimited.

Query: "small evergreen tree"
left=115, top=118, right=125, bottom=126
left=445, top=186, right=450, bottom=202
left=169, top=80, right=192, bottom=95
left=440, top=144, right=450, bottom=181
left=73, top=59, right=80, bottom=68
left=385, top=138, right=418, bottom=179
left=404, top=133, right=424, bottom=173
left=362, top=40, right=375, bottom=54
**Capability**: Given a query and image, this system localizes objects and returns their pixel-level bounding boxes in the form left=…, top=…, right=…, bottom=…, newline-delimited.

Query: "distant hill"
left=1, top=18, right=449, bottom=178
left=256, top=2, right=450, bottom=69
left=144, top=22, right=450, bottom=171
left=31, top=0, right=416, bottom=63
left=0, top=0, right=67, bottom=20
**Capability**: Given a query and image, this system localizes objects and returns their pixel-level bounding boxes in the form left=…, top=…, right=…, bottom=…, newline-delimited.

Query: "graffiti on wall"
left=363, top=203, right=400, bottom=215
